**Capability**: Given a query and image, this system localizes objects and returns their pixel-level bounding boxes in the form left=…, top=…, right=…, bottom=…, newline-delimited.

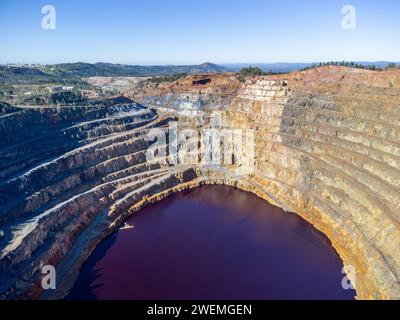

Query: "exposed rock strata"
left=0, top=66, right=399, bottom=300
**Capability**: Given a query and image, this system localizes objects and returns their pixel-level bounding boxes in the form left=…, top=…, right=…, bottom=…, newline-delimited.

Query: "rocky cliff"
left=0, top=66, right=399, bottom=299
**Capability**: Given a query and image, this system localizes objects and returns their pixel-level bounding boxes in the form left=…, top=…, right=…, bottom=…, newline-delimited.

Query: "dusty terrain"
left=85, top=76, right=150, bottom=95
left=0, top=66, right=399, bottom=299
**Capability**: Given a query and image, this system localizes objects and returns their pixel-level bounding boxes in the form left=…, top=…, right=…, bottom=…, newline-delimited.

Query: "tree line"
left=300, top=61, right=398, bottom=72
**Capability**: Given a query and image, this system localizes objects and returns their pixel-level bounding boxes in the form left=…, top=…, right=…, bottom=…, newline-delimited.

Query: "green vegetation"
left=0, top=66, right=55, bottom=84
left=0, top=66, right=91, bottom=86
left=0, top=62, right=227, bottom=85
left=148, top=73, right=188, bottom=85
left=236, top=67, right=283, bottom=82
left=22, top=95, right=48, bottom=105
left=89, top=95, right=134, bottom=107
left=50, top=91, right=88, bottom=106
left=300, top=61, right=384, bottom=71
left=239, top=66, right=283, bottom=76
left=0, top=78, right=96, bottom=105
left=239, top=67, right=264, bottom=76
left=387, top=63, right=398, bottom=69
left=0, top=101, right=20, bottom=115
left=0, top=84, right=14, bottom=101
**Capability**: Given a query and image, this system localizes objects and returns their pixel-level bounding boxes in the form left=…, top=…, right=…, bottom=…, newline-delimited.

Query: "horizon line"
left=1, top=60, right=399, bottom=66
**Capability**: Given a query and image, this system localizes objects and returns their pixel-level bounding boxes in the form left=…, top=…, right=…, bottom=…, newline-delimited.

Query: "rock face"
left=0, top=66, right=399, bottom=299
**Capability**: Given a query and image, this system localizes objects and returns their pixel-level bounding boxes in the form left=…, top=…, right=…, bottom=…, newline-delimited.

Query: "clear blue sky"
left=0, top=0, right=399, bottom=64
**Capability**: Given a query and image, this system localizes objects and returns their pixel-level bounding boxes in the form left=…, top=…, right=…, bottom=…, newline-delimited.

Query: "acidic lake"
left=67, top=185, right=356, bottom=300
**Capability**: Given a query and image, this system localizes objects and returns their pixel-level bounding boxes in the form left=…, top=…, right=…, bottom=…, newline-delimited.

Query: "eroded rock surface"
left=0, top=66, right=399, bottom=299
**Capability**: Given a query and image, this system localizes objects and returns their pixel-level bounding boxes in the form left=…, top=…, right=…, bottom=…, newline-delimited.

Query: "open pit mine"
left=0, top=66, right=399, bottom=300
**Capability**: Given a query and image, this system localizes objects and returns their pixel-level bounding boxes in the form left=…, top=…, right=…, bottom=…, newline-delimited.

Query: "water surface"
left=68, top=185, right=355, bottom=300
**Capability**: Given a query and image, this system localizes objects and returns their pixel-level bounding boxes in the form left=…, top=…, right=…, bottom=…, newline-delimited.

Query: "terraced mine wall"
left=0, top=67, right=399, bottom=299
left=221, top=74, right=400, bottom=299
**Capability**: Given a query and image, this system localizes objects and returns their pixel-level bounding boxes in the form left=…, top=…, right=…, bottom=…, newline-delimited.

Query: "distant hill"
left=45, top=62, right=228, bottom=77
left=0, top=66, right=60, bottom=84
left=0, top=62, right=228, bottom=84
left=223, top=62, right=399, bottom=73
left=223, top=63, right=312, bottom=73
left=1, top=61, right=398, bottom=84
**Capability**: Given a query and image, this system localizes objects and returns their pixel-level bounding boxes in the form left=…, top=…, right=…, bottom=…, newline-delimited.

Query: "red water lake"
left=67, top=185, right=355, bottom=300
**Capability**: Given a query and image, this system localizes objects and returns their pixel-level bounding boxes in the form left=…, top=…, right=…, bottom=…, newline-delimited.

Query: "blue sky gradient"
left=0, top=0, right=399, bottom=64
